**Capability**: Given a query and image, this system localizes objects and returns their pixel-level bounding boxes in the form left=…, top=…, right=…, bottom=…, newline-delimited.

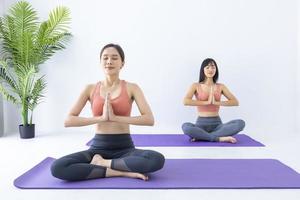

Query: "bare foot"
left=106, top=168, right=149, bottom=181
left=91, top=155, right=148, bottom=181
left=219, top=136, right=237, bottom=143
left=90, top=154, right=109, bottom=167
left=123, top=171, right=149, bottom=181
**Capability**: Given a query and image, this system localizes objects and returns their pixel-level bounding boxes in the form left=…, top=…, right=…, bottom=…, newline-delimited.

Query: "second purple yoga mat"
left=14, top=157, right=300, bottom=189
left=87, top=134, right=264, bottom=147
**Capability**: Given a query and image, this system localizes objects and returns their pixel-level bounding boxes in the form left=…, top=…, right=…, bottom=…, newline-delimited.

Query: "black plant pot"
left=19, top=124, right=35, bottom=139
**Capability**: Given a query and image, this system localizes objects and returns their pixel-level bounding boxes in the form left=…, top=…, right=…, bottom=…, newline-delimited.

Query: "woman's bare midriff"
left=198, top=111, right=219, bottom=117
left=95, top=121, right=130, bottom=134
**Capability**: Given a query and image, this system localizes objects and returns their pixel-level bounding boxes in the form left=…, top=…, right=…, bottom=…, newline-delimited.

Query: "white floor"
left=1, top=131, right=300, bottom=200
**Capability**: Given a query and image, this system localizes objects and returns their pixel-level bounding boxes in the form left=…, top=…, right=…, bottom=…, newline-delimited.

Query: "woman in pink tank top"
left=182, top=58, right=245, bottom=143
left=51, top=44, right=164, bottom=182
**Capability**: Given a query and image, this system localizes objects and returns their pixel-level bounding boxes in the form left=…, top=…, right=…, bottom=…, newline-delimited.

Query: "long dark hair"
left=199, top=58, right=219, bottom=83
left=100, top=43, right=125, bottom=62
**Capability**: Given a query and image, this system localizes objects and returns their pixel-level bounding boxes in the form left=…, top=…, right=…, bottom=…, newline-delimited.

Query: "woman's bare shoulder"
left=191, top=82, right=201, bottom=89
left=85, top=83, right=96, bottom=91
left=193, top=82, right=200, bottom=86
left=216, top=82, right=225, bottom=88
left=125, top=81, right=140, bottom=90
left=82, top=83, right=98, bottom=99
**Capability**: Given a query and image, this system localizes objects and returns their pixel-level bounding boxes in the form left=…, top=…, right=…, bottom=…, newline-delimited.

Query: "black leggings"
left=51, top=134, right=165, bottom=181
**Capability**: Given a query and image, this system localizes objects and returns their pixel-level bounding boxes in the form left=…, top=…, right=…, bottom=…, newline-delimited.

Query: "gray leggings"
left=182, top=116, right=245, bottom=142
left=51, top=134, right=165, bottom=181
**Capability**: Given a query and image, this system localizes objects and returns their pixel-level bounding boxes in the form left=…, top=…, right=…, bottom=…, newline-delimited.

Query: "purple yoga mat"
left=14, top=157, right=300, bottom=189
left=86, top=134, right=264, bottom=147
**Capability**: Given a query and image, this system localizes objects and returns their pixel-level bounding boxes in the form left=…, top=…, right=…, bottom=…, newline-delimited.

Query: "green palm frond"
left=9, top=1, right=37, bottom=33
left=0, top=60, right=20, bottom=94
left=17, top=64, right=35, bottom=96
left=0, top=1, right=71, bottom=125
left=36, top=32, right=71, bottom=65
left=28, top=76, right=46, bottom=111
left=0, top=66, right=17, bottom=91
left=34, top=7, right=71, bottom=65
left=47, top=6, right=71, bottom=37
left=17, top=30, right=35, bottom=67
left=4, top=2, right=37, bottom=66
left=0, top=84, right=18, bottom=104
left=0, top=16, right=16, bottom=61
left=0, top=60, right=8, bottom=68
left=47, top=32, right=71, bottom=47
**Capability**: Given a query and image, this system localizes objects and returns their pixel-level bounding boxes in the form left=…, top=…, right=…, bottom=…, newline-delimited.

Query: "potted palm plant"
left=0, top=1, right=71, bottom=138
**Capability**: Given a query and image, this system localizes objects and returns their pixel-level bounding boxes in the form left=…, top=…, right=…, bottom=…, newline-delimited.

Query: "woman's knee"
left=50, top=159, right=65, bottom=179
left=152, top=151, right=165, bottom=171
left=145, top=151, right=165, bottom=173
left=50, top=158, right=72, bottom=180
left=181, top=122, right=194, bottom=133
left=237, top=119, right=246, bottom=131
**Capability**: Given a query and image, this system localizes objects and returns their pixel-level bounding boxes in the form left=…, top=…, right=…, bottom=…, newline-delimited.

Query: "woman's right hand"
left=206, top=86, right=214, bottom=105
left=100, top=93, right=109, bottom=122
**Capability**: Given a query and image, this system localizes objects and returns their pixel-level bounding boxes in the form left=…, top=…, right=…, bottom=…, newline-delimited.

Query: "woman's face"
left=100, top=47, right=124, bottom=75
left=204, top=62, right=216, bottom=79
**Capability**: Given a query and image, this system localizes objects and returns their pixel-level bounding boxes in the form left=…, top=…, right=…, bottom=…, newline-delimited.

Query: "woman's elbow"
left=148, top=116, right=154, bottom=126
left=145, top=115, right=154, bottom=126
left=64, top=116, right=72, bottom=127
left=64, top=120, right=70, bottom=127
left=183, top=98, right=189, bottom=106
left=234, top=99, right=239, bottom=106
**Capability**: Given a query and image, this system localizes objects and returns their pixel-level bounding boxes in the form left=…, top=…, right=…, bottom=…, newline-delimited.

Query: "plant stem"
left=21, top=100, right=28, bottom=126
left=30, top=111, right=33, bottom=125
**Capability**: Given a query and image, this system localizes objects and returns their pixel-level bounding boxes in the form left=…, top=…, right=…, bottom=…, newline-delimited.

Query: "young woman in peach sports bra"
left=51, top=44, right=164, bottom=181
left=182, top=58, right=245, bottom=143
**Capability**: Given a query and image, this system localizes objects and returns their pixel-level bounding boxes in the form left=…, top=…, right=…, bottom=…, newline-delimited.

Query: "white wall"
left=0, top=96, right=3, bottom=137
left=298, top=0, right=300, bottom=135
left=1, top=0, right=298, bottom=138
left=0, top=105, right=2, bottom=134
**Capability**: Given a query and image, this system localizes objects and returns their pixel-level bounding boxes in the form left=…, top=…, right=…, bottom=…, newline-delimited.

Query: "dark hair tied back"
left=199, top=58, right=219, bottom=83
left=100, top=43, right=125, bottom=62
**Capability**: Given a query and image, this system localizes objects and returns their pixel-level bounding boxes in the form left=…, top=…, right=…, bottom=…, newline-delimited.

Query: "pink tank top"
left=91, top=80, right=132, bottom=116
left=195, top=83, right=222, bottom=113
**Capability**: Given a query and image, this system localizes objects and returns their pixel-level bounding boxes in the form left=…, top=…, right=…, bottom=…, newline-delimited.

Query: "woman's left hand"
left=212, top=95, right=221, bottom=106
left=107, top=93, right=116, bottom=121
left=212, top=85, right=221, bottom=106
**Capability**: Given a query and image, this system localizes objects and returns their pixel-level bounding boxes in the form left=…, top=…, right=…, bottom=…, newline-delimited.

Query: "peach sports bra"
left=195, top=83, right=222, bottom=113
left=91, top=80, right=132, bottom=116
